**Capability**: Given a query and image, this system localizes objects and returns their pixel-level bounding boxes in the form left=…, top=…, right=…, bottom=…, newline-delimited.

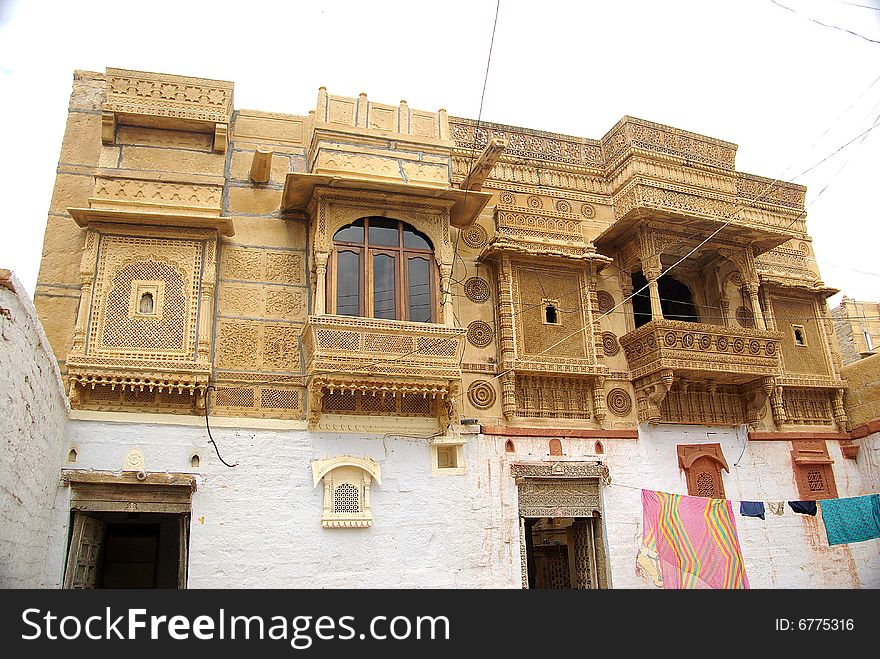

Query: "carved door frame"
left=512, top=462, right=608, bottom=589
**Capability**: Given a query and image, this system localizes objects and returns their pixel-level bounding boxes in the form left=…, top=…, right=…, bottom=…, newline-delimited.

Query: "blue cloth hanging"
left=739, top=501, right=766, bottom=520
left=788, top=500, right=817, bottom=516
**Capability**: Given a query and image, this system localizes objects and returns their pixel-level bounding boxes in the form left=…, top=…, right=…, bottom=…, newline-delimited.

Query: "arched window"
left=138, top=292, right=154, bottom=315
left=330, top=217, right=437, bottom=322
left=631, top=271, right=699, bottom=327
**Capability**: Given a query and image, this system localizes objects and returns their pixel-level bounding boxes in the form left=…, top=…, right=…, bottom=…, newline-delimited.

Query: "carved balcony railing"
left=619, top=320, right=783, bottom=425
left=620, top=319, right=782, bottom=383
left=301, top=315, right=466, bottom=427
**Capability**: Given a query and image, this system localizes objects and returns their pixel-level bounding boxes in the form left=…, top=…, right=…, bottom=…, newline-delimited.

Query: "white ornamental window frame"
left=311, top=456, right=382, bottom=528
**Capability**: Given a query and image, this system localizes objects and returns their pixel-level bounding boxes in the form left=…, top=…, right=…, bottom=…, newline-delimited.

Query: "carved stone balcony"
left=620, top=320, right=783, bottom=424
left=301, top=315, right=466, bottom=427
left=621, top=320, right=781, bottom=383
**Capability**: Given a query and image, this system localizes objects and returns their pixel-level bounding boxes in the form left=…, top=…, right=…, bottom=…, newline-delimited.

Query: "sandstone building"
left=22, top=68, right=880, bottom=588
left=832, top=296, right=880, bottom=365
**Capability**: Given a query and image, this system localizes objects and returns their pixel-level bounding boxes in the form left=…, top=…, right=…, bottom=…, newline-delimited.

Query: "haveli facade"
left=24, top=68, right=880, bottom=588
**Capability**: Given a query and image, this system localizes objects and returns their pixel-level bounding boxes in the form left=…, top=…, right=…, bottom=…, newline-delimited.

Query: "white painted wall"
left=52, top=417, right=880, bottom=589
left=57, top=419, right=522, bottom=588
left=0, top=272, right=69, bottom=588
left=576, top=423, right=877, bottom=588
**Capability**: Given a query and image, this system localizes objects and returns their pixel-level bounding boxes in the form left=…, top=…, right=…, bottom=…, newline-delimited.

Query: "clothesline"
left=636, top=489, right=880, bottom=589
left=605, top=479, right=880, bottom=504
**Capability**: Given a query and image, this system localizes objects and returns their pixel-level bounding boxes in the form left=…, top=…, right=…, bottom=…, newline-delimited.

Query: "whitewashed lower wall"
left=51, top=418, right=880, bottom=589
left=0, top=272, right=69, bottom=588
left=56, top=419, right=522, bottom=588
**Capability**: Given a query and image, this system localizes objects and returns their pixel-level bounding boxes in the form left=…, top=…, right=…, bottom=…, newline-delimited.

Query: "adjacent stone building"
left=832, top=296, right=880, bottom=365
left=19, top=67, right=880, bottom=588
left=0, top=270, right=69, bottom=587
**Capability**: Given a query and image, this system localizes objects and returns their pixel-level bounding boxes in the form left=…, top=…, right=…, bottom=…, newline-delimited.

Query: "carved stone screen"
left=89, top=235, right=203, bottom=359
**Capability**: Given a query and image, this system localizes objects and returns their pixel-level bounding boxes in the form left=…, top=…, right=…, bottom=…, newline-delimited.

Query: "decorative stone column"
left=620, top=273, right=635, bottom=334
left=196, top=241, right=216, bottom=363
left=744, top=282, right=767, bottom=330
left=71, top=230, right=99, bottom=353
left=832, top=389, right=847, bottom=431
left=314, top=251, right=329, bottom=315
left=641, top=254, right=663, bottom=321
left=497, top=254, right=518, bottom=419
left=440, top=263, right=454, bottom=326
left=592, top=377, right=606, bottom=422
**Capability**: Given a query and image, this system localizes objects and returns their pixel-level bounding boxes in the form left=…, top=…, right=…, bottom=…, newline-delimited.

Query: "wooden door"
left=62, top=513, right=105, bottom=589
left=178, top=514, right=190, bottom=589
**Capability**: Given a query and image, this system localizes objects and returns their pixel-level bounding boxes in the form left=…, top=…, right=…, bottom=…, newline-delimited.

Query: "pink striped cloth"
left=638, top=489, right=749, bottom=589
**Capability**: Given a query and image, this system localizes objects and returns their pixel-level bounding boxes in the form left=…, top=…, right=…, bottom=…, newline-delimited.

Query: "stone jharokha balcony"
left=619, top=319, right=783, bottom=424
left=301, top=315, right=466, bottom=427
left=620, top=319, right=782, bottom=383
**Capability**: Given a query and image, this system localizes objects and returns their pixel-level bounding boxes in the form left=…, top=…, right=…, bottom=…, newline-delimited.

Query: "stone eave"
left=281, top=172, right=491, bottom=228
left=593, top=207, right=790, bottom=256
left=69, top=207, right=235, bottom=237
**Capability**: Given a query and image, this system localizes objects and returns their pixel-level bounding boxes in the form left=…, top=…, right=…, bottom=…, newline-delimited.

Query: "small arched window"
left=138, top=292, right=154, bottom=315
left=331, top=217, right=437, bottom=322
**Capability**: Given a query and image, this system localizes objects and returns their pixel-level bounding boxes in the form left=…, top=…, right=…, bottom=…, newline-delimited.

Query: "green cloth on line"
left=819, top=494, right=880, bottom=546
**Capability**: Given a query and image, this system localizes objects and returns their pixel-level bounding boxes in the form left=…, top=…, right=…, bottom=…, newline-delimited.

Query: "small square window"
left=792, top=325, right=807, bottom=347
left=437, top=446, right=457, bottom=469
left=431, top=442, right=465, bottom=477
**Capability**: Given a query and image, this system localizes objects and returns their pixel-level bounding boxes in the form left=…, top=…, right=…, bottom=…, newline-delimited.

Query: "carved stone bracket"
left=634, top=369, right=674, bottom=423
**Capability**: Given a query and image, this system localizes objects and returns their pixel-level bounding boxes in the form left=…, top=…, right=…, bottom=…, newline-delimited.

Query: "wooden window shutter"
left=790, top=440, right=838, bottom=500
left=677, top=443, right=728, bottom=499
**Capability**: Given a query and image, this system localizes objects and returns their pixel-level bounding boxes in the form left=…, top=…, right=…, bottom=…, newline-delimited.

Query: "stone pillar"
left=592, top=377, right=606, bottom=423
left=197, top=280, right=214, bottom=362
left=620, top=273, right=635, bottom=334
left=440, top=263, right=454, bottom=326
left=314, top=251, right=329, bottom=315
left=745, top=283, right=767, bottom=330
left=72, top=230, right=98, bottom=353
left=642, top=255, right=663, bottom=321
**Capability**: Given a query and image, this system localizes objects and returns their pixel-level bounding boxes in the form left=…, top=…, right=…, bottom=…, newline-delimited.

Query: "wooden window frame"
left=790, top=440, right=838, bottom=500
left=677, top=443, right=728, bottom=499
left=328, top=218, right=439, bottom=322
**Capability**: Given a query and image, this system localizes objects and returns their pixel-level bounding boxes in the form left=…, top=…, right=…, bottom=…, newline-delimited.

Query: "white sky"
left=1, top=0, right=878, bottom=306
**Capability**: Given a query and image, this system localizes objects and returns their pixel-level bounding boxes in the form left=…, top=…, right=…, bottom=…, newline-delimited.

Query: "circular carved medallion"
left=499, top=191, right=516, bottom=206
left=736, top=306, right=754, bottom=328
left=467, top=380, right=496, bottom=409
left=698, top=334, right=712, bottom=350
left=607, top=388, right=632, bottom=416
left=717, top=335, right=729, bottom=351
left=581, top=203, right=596, bottom=219
left=664, top=332, right=678, bottom=347
left=527, top=195, right=543, bottom=209
left=461, top=224, right=488, bottom=249
left=596, top=290, right=615, bottom=314
left=467, top=320, right=493, bottom=347
left=646, top=334, right=657, bottom=350
left=733, top=337, right=745, bottom=353
left=682, top=333, right=695, bottom=348
left=556, top=199, right=572, bottom=213
left=464, top=277, right=491, bottom=303
left=765, top=341, right=777, bottom=356
left=634, top=340, right=644, bottom=355
left=798, top=241, right=811, bottom=256
left=749, top=340, right=761, bottom=355
left=730, top=271, right=743, bottom=287
left=602, top=332, right=620, bottom=356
